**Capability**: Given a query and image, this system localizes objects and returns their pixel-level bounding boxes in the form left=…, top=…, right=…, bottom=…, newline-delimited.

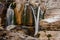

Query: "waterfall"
left=31, top=6, right=41, bottom=36
left=6, top=3, right=14, bottom=26
left=23, top=2, right=40, bottom=35
left=35, top=6, right=40, bottom=36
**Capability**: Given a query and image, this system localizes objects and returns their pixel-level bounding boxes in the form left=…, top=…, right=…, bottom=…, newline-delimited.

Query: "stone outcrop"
left=40, top=0, right=60, bottom=29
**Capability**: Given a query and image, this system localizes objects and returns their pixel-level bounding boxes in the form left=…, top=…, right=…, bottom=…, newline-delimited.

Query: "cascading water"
left=6, top=3, right=14, bottom=26
left=6, top=3, right=16, bottom=31
left=31, top=6, right=40, bottom=36
left=31, top=4, right=44, bottom=36
left=22, top=0, right=38, bottom=36
left=35, top=6, right=40, bottom=36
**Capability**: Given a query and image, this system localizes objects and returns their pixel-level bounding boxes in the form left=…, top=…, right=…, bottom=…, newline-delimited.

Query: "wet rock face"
left=40, top=0, right=60, bottom=29
left=45, top=9, right=60, bottom=18
left=46, top=0, right=60, bottom=9
left=44, top=0, right=60, bottom=19
left=40, top=0, right=60, bottom=9
left=41, top=0, right=60, bottom=9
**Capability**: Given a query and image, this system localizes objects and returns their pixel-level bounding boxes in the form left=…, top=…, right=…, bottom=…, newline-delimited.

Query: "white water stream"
left=6, top=3, right=14, bottom=26
left=31, top=6, right=41, bottom=36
